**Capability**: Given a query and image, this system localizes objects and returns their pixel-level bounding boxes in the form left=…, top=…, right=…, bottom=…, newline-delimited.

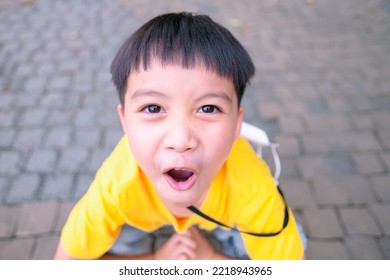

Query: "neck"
left=166, top=204, right=194, bottom=218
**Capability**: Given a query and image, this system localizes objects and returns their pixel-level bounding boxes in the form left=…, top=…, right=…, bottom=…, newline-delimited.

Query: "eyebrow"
left=129, top=89, right=168, bottom=100
left=129, top=89, right=233, bottom=104
left=195, top=92, right=233, bottom=104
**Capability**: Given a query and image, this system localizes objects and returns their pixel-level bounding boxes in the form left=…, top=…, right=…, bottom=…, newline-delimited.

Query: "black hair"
left=111, top=12, right=255, bottom=106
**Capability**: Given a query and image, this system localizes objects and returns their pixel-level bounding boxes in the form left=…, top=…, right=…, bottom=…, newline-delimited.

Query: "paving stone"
left=370, top=204, right=390, bottom=235
left=292, top=84, right=318, bottom=99
left=353, top=153, right=385, bottom=174
left=57, top=147, right=89, bottom=172
left=97, top=107, right=122, bottom=127
left=278, top=158, right=301, bottom=180
left=46, top=109, right=74, bottom=126
left=0, top=94, right=15, bottom=109
left=32, top=235, right=60, bottom=260
left=88, top=148, right=112, bottom=173
left=340, top=176, right=377, bottom=205
left=40, top=92, right=67, bottom=108
left=0, top=129, right=15, bottom=147
left=378, top=238, right=390, bottom=260
left=345, top=237, right=383, bottom=260
left=302, top=134, right=332, bottom=154
left=74, top=108, right=98, bottom=127
left=0, top=205, right=20, bottom=238
left=0, top=151, right=22, bottom=175
left=303, top=208, right=343, bottom=238
left=7, top=174, right=41, bottom=202
left=381, top=153, right=390, bottom=169
left=339, top=208, right=382, bottom=236
left=278, top=116, right=305, bottom=135
left=350, top=113, right=377, bottom=130
left=302, top=97, right=328, bottom=114
left=299, top=153, right=356, bottom=179
left=312, top=179, right=349, bottom=206
left=0, top=176, right=9, bottom=200
left=18, top=108, right=48, bottom=126
left=13, top=128, right=45, bottom=148
left=58, top=59, right=80, bottom=73
left=0, top=110, right=17, bottom=127
left=82, top=95, right=107, bottom=110
left=41, top=174, right=74, bottom=200
left=24, top=77, right=47, bottom=93
left=377, top=130, right=390, bottom=149
left=327, top=97, right=351, bottom=113
left=306, top=240, right=348, bottom=260
left=0, top=238, right=34, bottom=260
left=25, top=149, right=57, bottom=173
left=17, top=201, right=58, bottom=236
left=281, top=179, right=316, bottom=209
left=47, top=75, right=72, bottom=91
left=257, top=101, right=282, bottom=121
left=304, top=114, right=352, bottom=132
left=74, top=174, right=93, bottom=199
left=275, top=135, right=301, bottom=157
left=352, top=132, right=383, bottom=152
left=281, top=99, right=307, bottom=115
left=74, top=128, right=101, bottom=147
left=326, top=153, right=356, bottom=177
left=44, top=127, right=72, bottom=148
left=103, top=128, right=124, bottom=149
left=303, top=132, right=383, bottom=154
left=298, top=156, right=331, bottom=179
left=370, top=175, right=390, bottom=202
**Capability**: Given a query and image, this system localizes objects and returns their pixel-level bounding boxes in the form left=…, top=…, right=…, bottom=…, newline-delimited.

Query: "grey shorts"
left=108, top=223, right=308, bottom=259
left=108, top=224, right=250, bottom=259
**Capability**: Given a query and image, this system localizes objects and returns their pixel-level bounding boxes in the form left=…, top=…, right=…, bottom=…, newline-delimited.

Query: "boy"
left=54, top=12, right=304, bottom=260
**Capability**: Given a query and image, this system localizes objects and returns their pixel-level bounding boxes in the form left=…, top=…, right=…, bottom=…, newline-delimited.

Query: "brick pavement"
left=0, top=0, right=389, bottom=259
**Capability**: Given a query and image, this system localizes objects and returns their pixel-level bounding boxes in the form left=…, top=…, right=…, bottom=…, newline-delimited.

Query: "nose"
left=163, top=118, right=198, bottom=153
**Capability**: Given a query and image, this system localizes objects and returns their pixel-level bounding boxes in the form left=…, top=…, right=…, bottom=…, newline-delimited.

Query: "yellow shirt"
left=61, top=136, right=304, bottom=259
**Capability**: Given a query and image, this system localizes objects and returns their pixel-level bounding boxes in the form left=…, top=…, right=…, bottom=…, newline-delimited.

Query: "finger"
left=177, top=233, right=196, bottom=249
left=178, top=229, right=192, bottom=238
left=177, top=243, right=196, bottom=260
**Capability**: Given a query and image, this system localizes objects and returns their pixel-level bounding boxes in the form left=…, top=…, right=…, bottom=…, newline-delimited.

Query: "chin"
left=168, top=195, right=198, bottom=208
left=162, top=190, right=202, bottom=208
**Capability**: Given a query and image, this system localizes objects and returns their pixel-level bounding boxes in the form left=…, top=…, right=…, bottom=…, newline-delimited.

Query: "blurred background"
left=0, top=0, right=389, bottom=259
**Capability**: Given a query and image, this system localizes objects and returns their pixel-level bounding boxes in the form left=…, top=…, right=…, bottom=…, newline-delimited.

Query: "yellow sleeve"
left=61, top=138, right=129, bottom=259
left=60, top=178, right=126, bottom=259
left=241, top=208, right=304, bottom=260
left=228, top=138, right=304, bottom=259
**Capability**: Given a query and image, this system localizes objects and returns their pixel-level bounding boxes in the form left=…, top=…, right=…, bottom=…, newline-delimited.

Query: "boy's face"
left=118, top=61, right=243, bottom=213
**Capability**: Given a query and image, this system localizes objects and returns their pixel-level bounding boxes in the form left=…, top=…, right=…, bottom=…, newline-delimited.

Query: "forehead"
left=128, top=60, right=234, bottom=88
left=125, top=61, right=238, bottom=104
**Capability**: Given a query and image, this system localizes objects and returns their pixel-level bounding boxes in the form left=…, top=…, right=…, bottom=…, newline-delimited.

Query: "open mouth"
left=164, top=168, right=196, bottom=191
left=167, top=169, right=194, bottom=182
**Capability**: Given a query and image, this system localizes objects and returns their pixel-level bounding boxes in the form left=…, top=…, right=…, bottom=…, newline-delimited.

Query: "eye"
left=141, top=104, right=164, bottom=114
left=198, top=105, right=221, bottom=114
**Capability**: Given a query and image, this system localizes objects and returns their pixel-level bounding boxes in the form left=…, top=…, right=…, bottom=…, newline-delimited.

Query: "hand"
left=187, top=226, right=217, bottom=260
left=153, top=230, right=196, bottom=260
left=153, top=227, right=217, bottom=260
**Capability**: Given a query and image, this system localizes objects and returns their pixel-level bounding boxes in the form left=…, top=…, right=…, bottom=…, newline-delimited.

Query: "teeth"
left=167, top=169, right=194, bottom=182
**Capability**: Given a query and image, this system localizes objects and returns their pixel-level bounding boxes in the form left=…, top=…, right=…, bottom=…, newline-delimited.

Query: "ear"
left=234, top=106, right=244, bottom=140
left=117, top=104, right=128, bottom=135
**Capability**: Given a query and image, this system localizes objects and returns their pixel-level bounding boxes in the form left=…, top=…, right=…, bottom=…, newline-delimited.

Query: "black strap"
left=187, top=186, right=289, bottom=237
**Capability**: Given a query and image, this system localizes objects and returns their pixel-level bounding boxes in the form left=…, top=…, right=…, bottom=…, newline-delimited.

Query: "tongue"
left=168, top=169, right=194, bottom=182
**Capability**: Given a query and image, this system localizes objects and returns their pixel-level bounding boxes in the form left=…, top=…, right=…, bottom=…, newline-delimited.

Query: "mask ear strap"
left=187, top=185, right=289, bottom=237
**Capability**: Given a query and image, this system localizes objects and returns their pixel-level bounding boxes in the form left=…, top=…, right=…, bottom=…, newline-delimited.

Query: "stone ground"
left=0, top=0, right=389, bottom=259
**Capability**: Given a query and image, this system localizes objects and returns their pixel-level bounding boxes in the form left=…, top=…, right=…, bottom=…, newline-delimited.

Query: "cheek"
left=204, top=136, right=234, bottom=171
left=206, top=123, right=238, bottom=152
left=126, top=126, right=156, bottom=163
